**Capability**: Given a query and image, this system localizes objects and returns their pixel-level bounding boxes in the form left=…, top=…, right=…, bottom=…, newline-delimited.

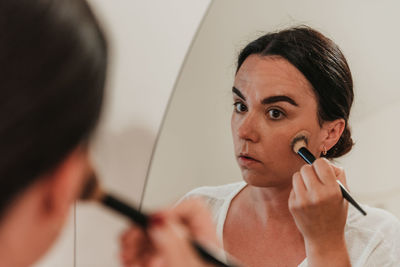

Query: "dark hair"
left=0, top=0, right=107, bottom=216
left=237, top=26, right=354, bottom=158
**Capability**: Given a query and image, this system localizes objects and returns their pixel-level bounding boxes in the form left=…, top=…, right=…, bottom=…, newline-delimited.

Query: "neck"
left=0, top=185, right=52, bottom=267
left=243, top=183, right=295, bottom=225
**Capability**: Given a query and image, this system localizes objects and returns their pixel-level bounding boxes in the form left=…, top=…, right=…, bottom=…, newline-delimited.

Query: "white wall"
left=34, top=0, right=211, bottom=266
left=143, top=0, right=400, bottom=221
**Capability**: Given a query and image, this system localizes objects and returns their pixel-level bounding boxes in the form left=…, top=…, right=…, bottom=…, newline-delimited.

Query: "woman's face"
left=231, top=55, right=326, bottom=188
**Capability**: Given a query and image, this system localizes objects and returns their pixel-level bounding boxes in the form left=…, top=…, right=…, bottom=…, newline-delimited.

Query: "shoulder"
left=346, top=205, right=400, bottom=237
left=345, top=205, right=400, bottom=265
left=178, top=181, right=245, bottom=221
left=183, top=181, right=245, bottom=200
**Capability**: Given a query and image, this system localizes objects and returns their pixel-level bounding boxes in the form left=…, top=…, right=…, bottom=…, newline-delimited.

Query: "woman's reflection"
left=182, top=26, right=400, bottom=267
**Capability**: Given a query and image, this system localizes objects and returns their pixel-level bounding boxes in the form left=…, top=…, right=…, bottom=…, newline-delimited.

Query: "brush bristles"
left=291, top=131, right=310, bottom=153
left=291, top=136, right=307, bottom=153
left=79, top=173, right=104, bottom=201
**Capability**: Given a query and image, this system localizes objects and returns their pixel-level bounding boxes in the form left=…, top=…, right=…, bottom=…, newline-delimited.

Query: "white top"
left=183, top=181, right=400, bottom=267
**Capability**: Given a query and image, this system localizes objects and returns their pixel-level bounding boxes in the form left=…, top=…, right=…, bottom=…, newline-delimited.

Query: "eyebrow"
left=232, top=87, right=246, bottom=100
left=232, top=86, right=298, bottom=106
left=262, top=95, right=298, bottom=106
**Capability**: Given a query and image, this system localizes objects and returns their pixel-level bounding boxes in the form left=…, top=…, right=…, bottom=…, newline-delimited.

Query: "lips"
left=239, top=153, right=259, bottom=161
left=238, top=153, right=261, bottom=163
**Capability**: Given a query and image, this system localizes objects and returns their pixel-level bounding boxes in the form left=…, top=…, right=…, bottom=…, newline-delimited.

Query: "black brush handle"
left=297, top=147, right=367, bottom=216
left=192, top=240, right=239, bottom=267
left=101, top=194, right=239, bottom=266
left=102, top=194, right=149, bottom=228
left=337, top=181, right=367, bottom=216
left=298, top=147, right=316, bottom=164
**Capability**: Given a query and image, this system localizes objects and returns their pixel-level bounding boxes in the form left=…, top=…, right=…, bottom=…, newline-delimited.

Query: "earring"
left=322, top=145, right=327, bottom=156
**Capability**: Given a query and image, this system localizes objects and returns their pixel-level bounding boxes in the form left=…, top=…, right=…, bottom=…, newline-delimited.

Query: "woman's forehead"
left=234, top=55, right=315, bottom=101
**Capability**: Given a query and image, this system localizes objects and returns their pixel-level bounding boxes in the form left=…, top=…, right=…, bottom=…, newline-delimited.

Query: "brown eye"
left=268, top=109, right=284, bottom=120
left=234, top=102, right=247, bottom=113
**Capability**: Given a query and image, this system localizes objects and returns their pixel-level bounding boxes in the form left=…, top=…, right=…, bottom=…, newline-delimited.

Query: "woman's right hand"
left=119, top=198, right=220, bottom=267
left=288, top=158, right=350, bottom=267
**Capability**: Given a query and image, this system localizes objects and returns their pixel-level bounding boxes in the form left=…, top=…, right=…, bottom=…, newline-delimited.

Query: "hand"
left=288, top=158, right=350, bottom=267
left=119, top=198, right=220, bottom=267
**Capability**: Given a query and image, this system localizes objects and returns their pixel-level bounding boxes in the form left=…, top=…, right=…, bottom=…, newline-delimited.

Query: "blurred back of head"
left=0, top=0, right=108, bottom=217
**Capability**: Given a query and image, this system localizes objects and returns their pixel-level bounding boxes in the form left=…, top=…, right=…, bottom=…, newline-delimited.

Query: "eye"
left=233, top=102, right=247, bottom=113
left=267, top=109, right=285, bottom=120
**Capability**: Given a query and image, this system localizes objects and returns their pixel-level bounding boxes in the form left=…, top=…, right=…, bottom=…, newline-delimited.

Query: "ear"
left=320, top=118, right=345, bottom=152
left=40, top=146, right=90, bottom=220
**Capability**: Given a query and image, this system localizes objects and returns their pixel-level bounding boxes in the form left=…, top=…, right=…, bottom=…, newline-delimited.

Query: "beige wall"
left=34, top=0, right=211, bottom=266
left=143, top=0, right=400, bottom=220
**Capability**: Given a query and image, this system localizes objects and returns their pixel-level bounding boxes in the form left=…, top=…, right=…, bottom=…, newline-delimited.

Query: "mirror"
left=142, top=0, right=400, bottom=219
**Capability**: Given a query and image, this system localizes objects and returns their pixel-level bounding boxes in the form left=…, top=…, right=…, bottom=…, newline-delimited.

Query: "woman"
left=0, top=0, right=217, bottom=266
left=121, top=26, right=400, bottom=266
left=183, top=26, right=400, bottom=266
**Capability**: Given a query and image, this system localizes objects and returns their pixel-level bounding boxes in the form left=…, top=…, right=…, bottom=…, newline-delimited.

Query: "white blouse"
left=183, top=181, right=400, bottom=267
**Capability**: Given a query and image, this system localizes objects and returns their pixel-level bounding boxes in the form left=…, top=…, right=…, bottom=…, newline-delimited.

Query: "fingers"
left=168, top=198, right=218, bottom=246
left=291, top=172, right=307, bottom=198
left=299, top=164, right=321, bottom=191
left=296, top=158, right=338, bottom=193
left=119, top=199, right=218, bottom=267
left=148, top=219, right=202, bottom=267
left=312, top=158, right=338, bottom=186
left=119, top=226, right=152, bottom=267
left=291, top=158, right=344, bottom=206
left=313, top=158, right=349, bottom=193
left=119, top=220, right=205, bottom=267
left=330, top=164, right=348, bottom=188
left=299, top=158, right=345, bottom=190
left=289, top=172, right=306, bottom=212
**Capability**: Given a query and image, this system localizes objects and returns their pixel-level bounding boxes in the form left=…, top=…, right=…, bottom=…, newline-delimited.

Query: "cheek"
left=266, top=139, right=304, bottom=178
left=262, top=130, right=293, bottom=156
left=231, top=115, right=240, bottom=141
left=259, top=126, right=307, bottom=168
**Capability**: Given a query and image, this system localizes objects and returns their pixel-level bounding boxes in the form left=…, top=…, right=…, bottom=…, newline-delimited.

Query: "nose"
left=235, top=112, right=260, bottom=143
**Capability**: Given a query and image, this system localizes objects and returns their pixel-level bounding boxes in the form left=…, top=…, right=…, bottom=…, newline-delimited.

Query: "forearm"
left=305, top=236, right=351, bottom=267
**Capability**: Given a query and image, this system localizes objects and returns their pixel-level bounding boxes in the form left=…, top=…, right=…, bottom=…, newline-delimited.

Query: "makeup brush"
left=291, top=131, right=367, bottom=216
left=79, top=173, right=239, bottom=267
left=79, top=173, right=149, bottom=227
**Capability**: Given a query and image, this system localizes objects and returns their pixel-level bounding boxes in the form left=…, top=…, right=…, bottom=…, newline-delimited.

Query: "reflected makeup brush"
left=291, top=131, right=367, bottom=216
left=79, top=173, right=239, bottom=267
